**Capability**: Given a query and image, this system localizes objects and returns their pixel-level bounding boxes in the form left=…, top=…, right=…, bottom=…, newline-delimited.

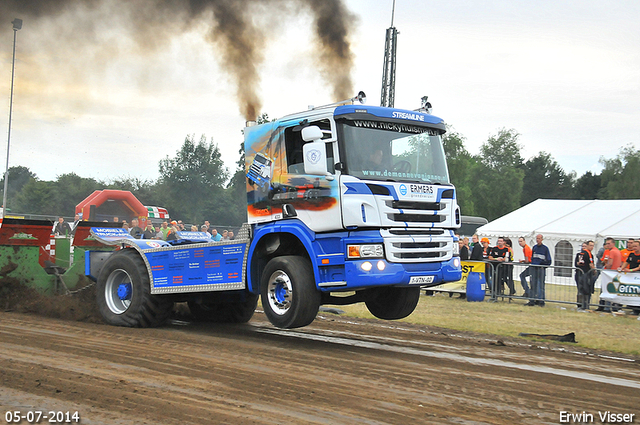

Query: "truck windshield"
left=338, top=120, right=450, bottom=184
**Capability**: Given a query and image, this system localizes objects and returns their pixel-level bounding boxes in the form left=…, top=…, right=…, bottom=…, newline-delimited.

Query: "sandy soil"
left=1, top=300, right=639, bottom=425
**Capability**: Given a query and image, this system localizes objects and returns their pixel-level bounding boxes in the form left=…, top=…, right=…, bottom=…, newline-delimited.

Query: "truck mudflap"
left=87, top=225, right=251, bottom=295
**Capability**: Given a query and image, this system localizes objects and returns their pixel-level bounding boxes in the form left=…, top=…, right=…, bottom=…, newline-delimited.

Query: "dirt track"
left=1, top=309, right=639, bottom=425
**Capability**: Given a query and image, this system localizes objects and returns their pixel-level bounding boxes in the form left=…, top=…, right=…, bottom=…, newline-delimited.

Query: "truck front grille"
left=380, top=229, right=453, bottom=263
left=382, top=199, right=450, bottom=225
left=388, top=229, right=444, bottom=236
left=387, top=213, right=446, bottom=223
left=387, top=200, right=443, bottom=211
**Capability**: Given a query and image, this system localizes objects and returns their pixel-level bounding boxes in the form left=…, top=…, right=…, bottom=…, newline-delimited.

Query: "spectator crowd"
left=461, top=233, right=639, bottom=313
left=120, top=218, right=237, bottom=242
left=53, top=214, right=237, bottom=243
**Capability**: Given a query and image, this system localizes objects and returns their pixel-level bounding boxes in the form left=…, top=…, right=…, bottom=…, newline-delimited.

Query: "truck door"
left=274, top=119, right=341, bottom=232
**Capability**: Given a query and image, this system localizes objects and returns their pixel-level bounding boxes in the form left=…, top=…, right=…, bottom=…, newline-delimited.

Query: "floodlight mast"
left=380, top=0, right=397, bottom=108
left=3, top=18, right=23, bottom=214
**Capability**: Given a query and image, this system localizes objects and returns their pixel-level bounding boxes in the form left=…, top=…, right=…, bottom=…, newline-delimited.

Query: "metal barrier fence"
left=481, top=261, right=611, bottom=310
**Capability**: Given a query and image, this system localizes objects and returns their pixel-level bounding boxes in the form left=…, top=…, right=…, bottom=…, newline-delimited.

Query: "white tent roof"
left=477, top=199, right=640, bottom=241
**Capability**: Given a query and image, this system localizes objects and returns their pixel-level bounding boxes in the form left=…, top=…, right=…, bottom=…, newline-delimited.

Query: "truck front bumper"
left=320, top=256, right=461, bottom=291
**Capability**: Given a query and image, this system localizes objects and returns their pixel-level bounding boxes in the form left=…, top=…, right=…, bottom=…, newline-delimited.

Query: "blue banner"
left=91, top=227, right=172, bottom=249
left=175, top=231, right=212, bottom=242
left=146, top=243, right=246, bottom=288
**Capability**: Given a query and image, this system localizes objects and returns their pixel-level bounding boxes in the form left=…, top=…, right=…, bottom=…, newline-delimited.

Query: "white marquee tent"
left=476, top=199, right=640, bottom=267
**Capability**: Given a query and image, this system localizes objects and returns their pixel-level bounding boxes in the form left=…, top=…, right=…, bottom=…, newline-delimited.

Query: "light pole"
left=3, top=18, right=22, bottom=216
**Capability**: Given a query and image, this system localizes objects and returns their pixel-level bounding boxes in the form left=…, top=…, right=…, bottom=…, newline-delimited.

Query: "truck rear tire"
left=260, top=256, right=321, bottom=329
left=188, top=292, right=258, bottom=323
left=96, top=249, right=173, bottom=327
left=365, top=286, right=421, bottom=320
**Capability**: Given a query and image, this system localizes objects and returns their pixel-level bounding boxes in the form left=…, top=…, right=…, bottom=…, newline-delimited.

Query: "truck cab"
left=244, top=97, right=462, bottom=327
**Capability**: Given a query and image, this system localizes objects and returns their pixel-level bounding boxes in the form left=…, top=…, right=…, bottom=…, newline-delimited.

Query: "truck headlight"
left=453, top=241, right=460, bottom=256
left=347, top=244, right=384, bottom=259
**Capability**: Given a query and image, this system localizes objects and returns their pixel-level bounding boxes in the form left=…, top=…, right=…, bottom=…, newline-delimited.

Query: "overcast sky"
left=0, top=0, right=638, bottom=183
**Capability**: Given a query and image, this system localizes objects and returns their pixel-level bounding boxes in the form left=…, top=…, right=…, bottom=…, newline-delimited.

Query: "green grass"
left=334, top=293, right=640, bottom=356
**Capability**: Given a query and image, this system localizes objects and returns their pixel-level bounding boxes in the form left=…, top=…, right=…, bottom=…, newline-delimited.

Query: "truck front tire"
left=365, top=286, right=421, bottom=320
left=96, top=249, right=173, bottom=327
left=260, top=256, right=321, bottom=329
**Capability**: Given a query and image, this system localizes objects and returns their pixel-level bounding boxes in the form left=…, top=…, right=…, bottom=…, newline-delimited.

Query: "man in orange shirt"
left=601, top=237, right=622, bottom=312
left=619, top=240, right=640, bottom=272
left=604, top=237, right=622, bottom=270
left=620, top=238, right=635, bottom=264
left=518, top=237, right=533, bottom=298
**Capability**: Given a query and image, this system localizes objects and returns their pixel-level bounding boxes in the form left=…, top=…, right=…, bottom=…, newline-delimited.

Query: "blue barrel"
left=466, top=271, right=486, bottom=302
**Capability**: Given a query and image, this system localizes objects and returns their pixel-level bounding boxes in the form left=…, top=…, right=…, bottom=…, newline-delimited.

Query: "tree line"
left=1, top=123, right=638, bottom=224
left=444, top=128, right=640, bottom=220
left=0, top=134, right=247, bottom=227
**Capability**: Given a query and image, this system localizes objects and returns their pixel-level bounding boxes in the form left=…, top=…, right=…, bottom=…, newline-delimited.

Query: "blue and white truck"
left=87, top=93, right=462, bottom=329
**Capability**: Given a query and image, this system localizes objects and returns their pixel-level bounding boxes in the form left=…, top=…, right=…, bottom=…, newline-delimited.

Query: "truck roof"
left=273, top=103, right=445, bottom=128
left=334, top=104, right=444, bottom=126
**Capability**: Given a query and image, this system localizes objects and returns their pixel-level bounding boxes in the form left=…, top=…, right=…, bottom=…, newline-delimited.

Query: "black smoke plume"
left=0, top=0, right=356, bottom=120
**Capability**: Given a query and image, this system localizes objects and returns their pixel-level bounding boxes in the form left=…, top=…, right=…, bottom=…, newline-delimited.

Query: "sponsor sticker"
left=399, top=184, right=437, bottom=200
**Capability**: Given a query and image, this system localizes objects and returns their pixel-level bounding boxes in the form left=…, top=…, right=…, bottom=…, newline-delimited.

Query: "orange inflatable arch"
left=75, top=190, right=148, bottom=228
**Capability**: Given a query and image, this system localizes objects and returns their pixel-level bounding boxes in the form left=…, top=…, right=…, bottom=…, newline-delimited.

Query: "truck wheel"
left=260, top=256, right=321, bottom=329
left=96, top=249, right=173, bottom=327
left=188, top=292, right=258, bottom=323
left=365, top=286, right=421, bottom=320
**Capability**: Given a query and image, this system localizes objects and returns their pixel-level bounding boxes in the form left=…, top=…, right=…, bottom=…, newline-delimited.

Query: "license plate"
left=409, top=276, right=435, bottom=285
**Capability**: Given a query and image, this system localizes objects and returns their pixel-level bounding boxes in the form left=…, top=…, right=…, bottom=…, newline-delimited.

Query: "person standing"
left=525, top=234, right=552, bottom=307
left=463, top=237, right=470, bottom=259
left=619, top=239, right=634, bottom=265
left=602, top=237, right=622, bottom=312
left=143, top=222, right=156, bottom=239
left=619, top=240, right=640, bottom=272
left=619, top=239, right=640, bottom=316
left=488, top=237, right=509, bottom=295
left=585, top=240, right=596, bottom=300
left=604, top=237, right=622, bottom=270
left=457, top=235, right=469, bottom=260
left=53, top=216, right=71, bottom=236
left=71, top=213, right=81, bottom=236
left=594, top=244, right=607, bottom=311
left=211, top=228, right=222, bottom=242
left=160, top=221, right=169, bottom=240
left=129, top=218, right=143, bottom=239
left=518, top=237, right=533, bottom=298
left=574, top=241, right=595, bottom=310
left=470, top=235, right=483, bottom=260
left=166, top=222, right=179, bottom=241
left=480, top=237, right=493, bottom=291
left=504, top=238, right=516, bottom=296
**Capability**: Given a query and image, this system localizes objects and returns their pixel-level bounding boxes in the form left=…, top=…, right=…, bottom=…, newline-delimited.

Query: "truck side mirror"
left=303, top=141, right=328, bottom=175
left=301, top=126, right=323, bottom=142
